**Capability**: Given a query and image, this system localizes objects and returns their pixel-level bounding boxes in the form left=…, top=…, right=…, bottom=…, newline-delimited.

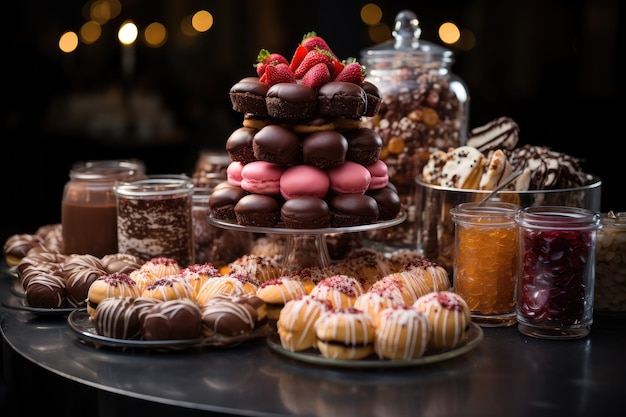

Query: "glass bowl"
left=415, top=174, right=602, bottom=276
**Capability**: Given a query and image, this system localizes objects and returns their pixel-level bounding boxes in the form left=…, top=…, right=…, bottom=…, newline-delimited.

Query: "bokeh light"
left=361, top=3, right=383, bottom=26
left=143, top=22, right=167, bottom=48
left=59, top=31, right=79, bottom=53
left=438, top=21, right=461, bottom=45
left=118, top=20, right=138, bottom=45
left=192, top=10, right=213, bottom=33
left=80, top=20, right=101, bottom=44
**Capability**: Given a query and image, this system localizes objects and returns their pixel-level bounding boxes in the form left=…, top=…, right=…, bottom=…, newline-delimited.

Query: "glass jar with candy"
left=515, top=206, right=601, bottom=339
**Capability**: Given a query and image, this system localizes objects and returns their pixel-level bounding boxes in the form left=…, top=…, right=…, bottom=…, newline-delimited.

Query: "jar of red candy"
left=360, top=9, right=469, bottom=250
left=515, top=206, right=601, bottom=339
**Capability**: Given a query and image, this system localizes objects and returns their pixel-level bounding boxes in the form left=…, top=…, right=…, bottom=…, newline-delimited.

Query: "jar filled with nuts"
left=595, top=211, right=626, bottom=315
left=361, top=9, right=469, bottom=250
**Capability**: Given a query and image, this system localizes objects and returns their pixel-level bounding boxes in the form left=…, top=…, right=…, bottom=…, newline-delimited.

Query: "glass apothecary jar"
left=61, top=159, right=146, bottom=258
left=595, top=211, right=626, bottom=314
left=361, top=9, right=469, bottom=250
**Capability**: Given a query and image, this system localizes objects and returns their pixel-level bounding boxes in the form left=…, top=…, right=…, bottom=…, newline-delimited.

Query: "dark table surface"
left=1, top=263, right=625, bottom=417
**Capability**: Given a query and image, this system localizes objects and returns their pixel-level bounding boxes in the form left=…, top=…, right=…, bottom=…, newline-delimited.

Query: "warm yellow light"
left=192, top=10, right=213, bottom=32
left=368, top=23, right=392, bottom=43
left=361, top=3, right=383, bottom=26
left=59, top=31, right=79, bottom=53
left=80, top=20, right=102, bottom=44
left=438, top=22, right=461, bottom=45
left=180, top=15, right=197, bottom=37
left=118, top=21, right=138, bottom=45
left=144, top=22, right=167, bottom=48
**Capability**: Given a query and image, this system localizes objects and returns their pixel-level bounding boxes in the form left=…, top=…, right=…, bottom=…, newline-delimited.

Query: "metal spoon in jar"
left=476, top=169, right=524, bottom=207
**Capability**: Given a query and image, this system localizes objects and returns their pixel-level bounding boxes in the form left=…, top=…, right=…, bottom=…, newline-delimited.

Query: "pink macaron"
left=227, top=161, right=245, bottom=187
left=326, top=161, right=371, bottom=194
left=280, top=164, right=330, bottom=200
left=364, top=160, right=389, bottom=189
left=240, top=161, right=285, bottom=195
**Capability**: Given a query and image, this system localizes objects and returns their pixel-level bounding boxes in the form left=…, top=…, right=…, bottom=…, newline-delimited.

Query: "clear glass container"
left=451, top=201, right=519, bottom=327
left=515, top=206, right=601, bottom=339
left=361, top=9, right=469, bottom=250
left=114, top=174, right=195, bottom=267
left=61, top=159, right=145, bottom=257
left=595, top=211, right=626, bottom=314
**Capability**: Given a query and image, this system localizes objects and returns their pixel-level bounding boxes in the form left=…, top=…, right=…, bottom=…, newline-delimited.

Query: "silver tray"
left=267, top=323, right=483, bottom=369
left=67, top=309, right=272, bottom=351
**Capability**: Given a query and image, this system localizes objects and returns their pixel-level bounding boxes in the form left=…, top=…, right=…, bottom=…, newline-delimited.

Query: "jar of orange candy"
left=451, top=201, right=519, bottom=327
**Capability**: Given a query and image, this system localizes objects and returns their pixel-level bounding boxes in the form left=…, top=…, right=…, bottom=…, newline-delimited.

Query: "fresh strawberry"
left=255, top=49, right=289, bottom=77
left=260, top=62, right=296, bottom=86
left=301, top=32, right=336, bottom=58
left=289, top=45, right=309, bottom=72
left=330, top=59, right=345, bottom=80
left=301, top=63, right=331, bottom=88
left=294, top=48, right=335, bottom=79
left=333, top=61, right=365, bottom=83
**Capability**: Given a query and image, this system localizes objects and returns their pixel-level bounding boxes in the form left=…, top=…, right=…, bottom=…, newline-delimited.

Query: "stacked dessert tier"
left=211, top=32, right=401, bottom=229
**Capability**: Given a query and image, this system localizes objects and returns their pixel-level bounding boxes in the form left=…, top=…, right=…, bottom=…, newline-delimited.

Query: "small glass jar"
left=61, top=159, right=145, bottom=257
left=192, top=186, right=253, bottom=268
left=451, top=201, right=519, bottom=327
left=114, top=175, right=195, bottom=267
left=361, top=9, right=469, bottom=250
left=595, top=211, right=626, bottom=314
left=515, top=206, right=601, bottom=339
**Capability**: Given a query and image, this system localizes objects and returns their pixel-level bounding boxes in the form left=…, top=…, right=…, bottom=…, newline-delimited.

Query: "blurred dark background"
left=1, top=0, right=623, bottom=245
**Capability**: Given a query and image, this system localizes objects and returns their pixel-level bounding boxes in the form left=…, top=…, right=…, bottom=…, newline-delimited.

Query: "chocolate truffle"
left=344, top=127, right=383, bottom=166
left=226, top=127, right=258, bottom=164
left=253, top=124, right=301, bottom=165
left=281, top=196, right=331, bottom=229
left=366, top=186, right=402, bottom=220
left=209, top=185, right=248, bottom=221
left=266, top=83, right=317, bottom=119
left=317, top=82, right=366, bottom=118
left=329, top=194, right=379, bottom=227
left=229, top=78, right=269, bottom=116
left=360, top=81, right=382, bottom=117
left=234, top=194, right=281, bottom=227
left=302, top=130, right=348, bottom=169
left=142, top=298, right=203, bottom=341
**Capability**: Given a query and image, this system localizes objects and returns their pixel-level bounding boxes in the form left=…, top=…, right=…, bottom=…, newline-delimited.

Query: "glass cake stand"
left=208, top=212, right=406, bottom=273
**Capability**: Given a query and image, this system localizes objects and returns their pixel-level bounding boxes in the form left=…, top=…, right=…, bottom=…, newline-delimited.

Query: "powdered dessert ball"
left=229, top=78, right=269, bottom=116
left=315, top=307, right=376, bottom=360
left=309, top=274, right=364, bottom=309
left=87, top=272, right=141, bottom=318
left=140, top=257, right=181, bottom=278
left=234, top=194, right=281, bottom=227
left=142, top=298, right=203, bottom=341
left=375, top=305, right=431, bottom=360
left=141, top=276, right=196, bottom=302
left=301, top=130, right=348, bottom=169
left=281, top=196, right=330, bottom=229
left=317, top=81, right=366, bottom=118
left=277, top=294, right=332, bottom=351
left=256, top=277, right=308, bottom=320
left=252, top=124, right=301, bottom=165
left=25, top=273, right=66, bottom=309
left=344, top=128, right=383, bottom=166
left=266, top=83, right=317, bottom=119
left=414, top=291, right=471, bottom=350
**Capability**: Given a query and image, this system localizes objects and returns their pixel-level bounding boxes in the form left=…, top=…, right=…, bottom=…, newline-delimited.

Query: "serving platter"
left=267, top=323, right=483, bottom=369
left=2, top=297, right=77, bottom=316
left=67, top=309, right=272, bottom=351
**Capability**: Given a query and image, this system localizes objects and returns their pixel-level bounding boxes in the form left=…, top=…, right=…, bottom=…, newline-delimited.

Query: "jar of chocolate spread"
left=61, top=160, right=145, bottom=258
left=361, top=9, right=469, bottom=250
left=114, top=174, right=195, bottom=267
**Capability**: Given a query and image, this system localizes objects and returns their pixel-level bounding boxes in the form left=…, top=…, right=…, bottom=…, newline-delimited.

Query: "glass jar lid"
left=361, top=9, right=453, bottom=64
